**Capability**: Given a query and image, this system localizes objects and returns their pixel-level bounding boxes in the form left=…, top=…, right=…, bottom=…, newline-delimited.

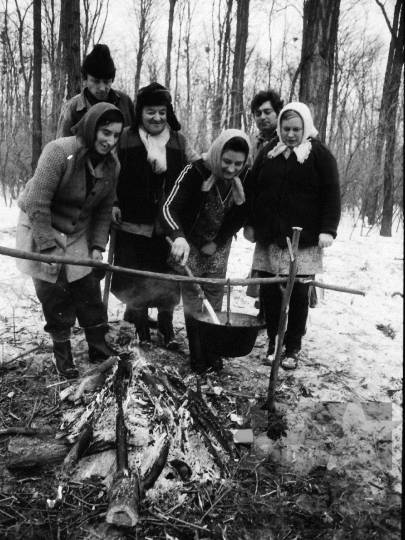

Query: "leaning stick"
left=103, top=226, right=116, bottom=307
left=0, top=245, right=364, bottom=294
left=106, top=358, right=141, bottom=528
left=266, top=227, right=301, bottom=415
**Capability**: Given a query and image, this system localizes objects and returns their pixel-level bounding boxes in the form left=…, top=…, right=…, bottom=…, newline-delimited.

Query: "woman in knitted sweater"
left=244, top=102, right=341, bottom=369
left=161, top=130, right=252, bottom=374
left=16, top=103, right=124, bottom=378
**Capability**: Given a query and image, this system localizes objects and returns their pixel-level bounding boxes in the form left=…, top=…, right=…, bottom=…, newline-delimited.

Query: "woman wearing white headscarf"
left=244, top=102, right=341, bottom=369
left=161, top=129, right=252, bottom=373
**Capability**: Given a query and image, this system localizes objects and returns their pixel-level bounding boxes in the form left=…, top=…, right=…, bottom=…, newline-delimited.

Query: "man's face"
left=253, top=100, right=277, bottom=135
left=141, top=106, right=167, bottom=135
left=84, top=75, right=113, bottom=101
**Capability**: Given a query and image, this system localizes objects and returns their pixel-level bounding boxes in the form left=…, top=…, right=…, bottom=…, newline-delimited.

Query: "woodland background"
left=0, top=0, right=403, bottom=237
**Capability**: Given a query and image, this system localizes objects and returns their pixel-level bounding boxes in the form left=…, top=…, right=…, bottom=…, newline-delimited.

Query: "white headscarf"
left=267, top=102, right=318, bottom=163
left=201, top=129, right=252, bottom=205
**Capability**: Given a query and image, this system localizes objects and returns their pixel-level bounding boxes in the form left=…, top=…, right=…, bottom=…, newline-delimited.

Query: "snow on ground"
left=0, top=201, right=403, bottom=494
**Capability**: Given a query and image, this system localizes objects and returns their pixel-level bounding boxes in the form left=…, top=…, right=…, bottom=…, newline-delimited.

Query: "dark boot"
left=52, top=340, right=79, bottom=379
left=84, top=324, right=117, bottom=364
left=185, top=317, right=207, bottom=375
left=157, top=310, right=179, bottom=351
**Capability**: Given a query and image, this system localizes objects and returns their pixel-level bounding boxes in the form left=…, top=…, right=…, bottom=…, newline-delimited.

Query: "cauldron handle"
left=226, top=279, right=231, bottom=326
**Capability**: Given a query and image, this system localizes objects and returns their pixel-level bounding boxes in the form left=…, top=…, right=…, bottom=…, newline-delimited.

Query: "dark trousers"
left=33, top=267, right=107, bottom=341
left=258, top=271, right=310, bottom=350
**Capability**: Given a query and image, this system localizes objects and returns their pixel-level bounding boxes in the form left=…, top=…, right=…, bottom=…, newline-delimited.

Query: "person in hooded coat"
left=111, top=82, right=199, bottom=350
left=16, top=103, right=124, bottom=378
left=244, top=102, right=341, bottom=369
left=161, top=129, right=252, bottom=374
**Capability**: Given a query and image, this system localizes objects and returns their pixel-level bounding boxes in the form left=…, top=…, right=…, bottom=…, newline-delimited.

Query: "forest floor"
left=0, top=202, right=402, bottom=540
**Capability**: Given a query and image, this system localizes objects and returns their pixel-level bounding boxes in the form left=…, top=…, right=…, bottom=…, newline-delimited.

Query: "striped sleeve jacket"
left=160, top=158, right=253, bottom=247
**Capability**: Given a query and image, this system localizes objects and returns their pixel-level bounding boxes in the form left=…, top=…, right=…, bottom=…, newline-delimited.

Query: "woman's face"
left=141, top=106, right=167, bottom=135
left=94, top=122, right=123, bottom=155
left=280, top=115, right=304, bottom=148
left=220, top=150, right=246, bottom=180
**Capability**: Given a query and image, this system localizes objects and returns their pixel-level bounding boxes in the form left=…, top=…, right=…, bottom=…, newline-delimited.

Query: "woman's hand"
left=41, top=261, right=61, bottom=274
left=40, top=248, right=61, bottom=275
left=200, top=241, right=217, bottom=257
left=91, top=249, right=103, bottom=261
left=243, top=226, right=255, bottom=243
left=171, top=237, right=190, bottom=266
left=111, top=206, right=122, bottom=224
left=318, top=233, right=334, bottom=248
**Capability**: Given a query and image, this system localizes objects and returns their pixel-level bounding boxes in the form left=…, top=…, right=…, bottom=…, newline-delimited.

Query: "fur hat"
left=81, top=44, right=116, bottom=80
left=134, top=82, right=181, bottom=132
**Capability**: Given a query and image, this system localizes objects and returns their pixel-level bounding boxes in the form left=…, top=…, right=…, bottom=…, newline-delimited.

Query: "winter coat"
left=17, top=104, right=121, bottom=283
left=115, top=127, right=199, bottom=226
left=248, top=138, right=341, bottom=248
left=160, top=159, right=252, bottom=247
left=57, top=88, right=135, bottom=138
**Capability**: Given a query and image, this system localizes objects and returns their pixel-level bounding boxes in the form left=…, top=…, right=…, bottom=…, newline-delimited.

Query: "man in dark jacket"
left=251, top=89, right=284, bottom=160
left=57, top=44, right=135, bottom=138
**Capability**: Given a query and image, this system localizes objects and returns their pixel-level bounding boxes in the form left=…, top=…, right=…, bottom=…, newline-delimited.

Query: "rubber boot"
left=52, top=340, right=79, bottom=379
left=84, top=324, right=117, bottom=364
left=157, top=310, right=179, bottom=351
left=132, top=309, right=152, bottom=348
left=185, top=317, right=207, bottom=375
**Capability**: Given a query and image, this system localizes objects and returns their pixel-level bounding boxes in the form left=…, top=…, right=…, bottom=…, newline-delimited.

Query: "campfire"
left=43, top=345, right=238, bottom=527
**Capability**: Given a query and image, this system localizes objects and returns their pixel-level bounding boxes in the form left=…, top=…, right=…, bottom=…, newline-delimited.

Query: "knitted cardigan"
left=18, top=136, right=120, bottom=253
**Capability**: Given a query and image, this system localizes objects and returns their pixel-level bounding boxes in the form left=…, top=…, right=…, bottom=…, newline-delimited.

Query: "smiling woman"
left=15, top=103, right=124, bottom=379
left=160, top=129, right=253, bottom=374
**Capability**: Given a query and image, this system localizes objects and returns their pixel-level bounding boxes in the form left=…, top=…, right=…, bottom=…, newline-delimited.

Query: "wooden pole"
left=0, top=245, right=365, bottom=295
left=103, top=227, right=116, bottom=307
left=106, top=359, right=141, bottom=527
left=266, top=228, right=301, bottom=414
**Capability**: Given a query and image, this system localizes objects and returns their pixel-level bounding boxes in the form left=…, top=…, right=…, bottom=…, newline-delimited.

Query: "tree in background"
left=59, top=0, right=81, bottom=100
left=82, top=0, right=110, bottom=58
left=229, top=0, right=249, bottom=129
left=32, top=0, right=41, bottom=172
left=210, top=0, right=233, bottom=140
left=369, top=0, right=404, bottom=237
left=298, top=0, right=341, bottom=142
left=133, top=0, right=155, bottom=96
left=165, top=0, right=177, bottom=90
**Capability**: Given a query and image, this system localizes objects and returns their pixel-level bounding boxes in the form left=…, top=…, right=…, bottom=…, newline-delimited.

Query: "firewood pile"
left=52, top=345, right=238, bottom=527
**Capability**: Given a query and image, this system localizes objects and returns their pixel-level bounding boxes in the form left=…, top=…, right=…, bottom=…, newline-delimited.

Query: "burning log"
left=62, top=422, right=93, bottom=473
left=106, top=358, right=142, bottom=527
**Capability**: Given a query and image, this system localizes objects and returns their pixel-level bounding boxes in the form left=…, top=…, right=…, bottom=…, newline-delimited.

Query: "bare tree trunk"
left=299, top=0, right=341, bottom=142
left=134, top=0, right=154, bottom=97
left=32, top=0, right=42, bottom=173
left=165, top=0, right=177, bottom=90
left=81, top=0, right=110, bottom=59
left=60, top=0, right=81, bottom=101
left=379, top=0, right=404, bottom=237
left=211, top=0, right=233, bottom=140
left=229, top=0, right=250, bottom=129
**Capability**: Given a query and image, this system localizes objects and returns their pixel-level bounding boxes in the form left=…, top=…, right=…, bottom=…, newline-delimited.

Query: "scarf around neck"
left=267, top=102, right=318, bottom=163
left=139, top=124, right=171, bottom=174
left=201, top=129, right=251, bottom=206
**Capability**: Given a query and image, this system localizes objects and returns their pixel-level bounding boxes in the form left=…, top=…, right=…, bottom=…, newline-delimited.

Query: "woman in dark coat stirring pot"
left=244, top=102, right=341, bottom=370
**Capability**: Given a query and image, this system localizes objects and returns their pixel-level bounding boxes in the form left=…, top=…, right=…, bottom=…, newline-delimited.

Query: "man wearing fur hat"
left=57, top=44, right=135, bottom=138
left=110, top=83, right=199, bottom=350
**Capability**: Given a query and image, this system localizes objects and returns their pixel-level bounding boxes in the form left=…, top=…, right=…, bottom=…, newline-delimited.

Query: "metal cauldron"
left=195, top=312, right=265, bottom=357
